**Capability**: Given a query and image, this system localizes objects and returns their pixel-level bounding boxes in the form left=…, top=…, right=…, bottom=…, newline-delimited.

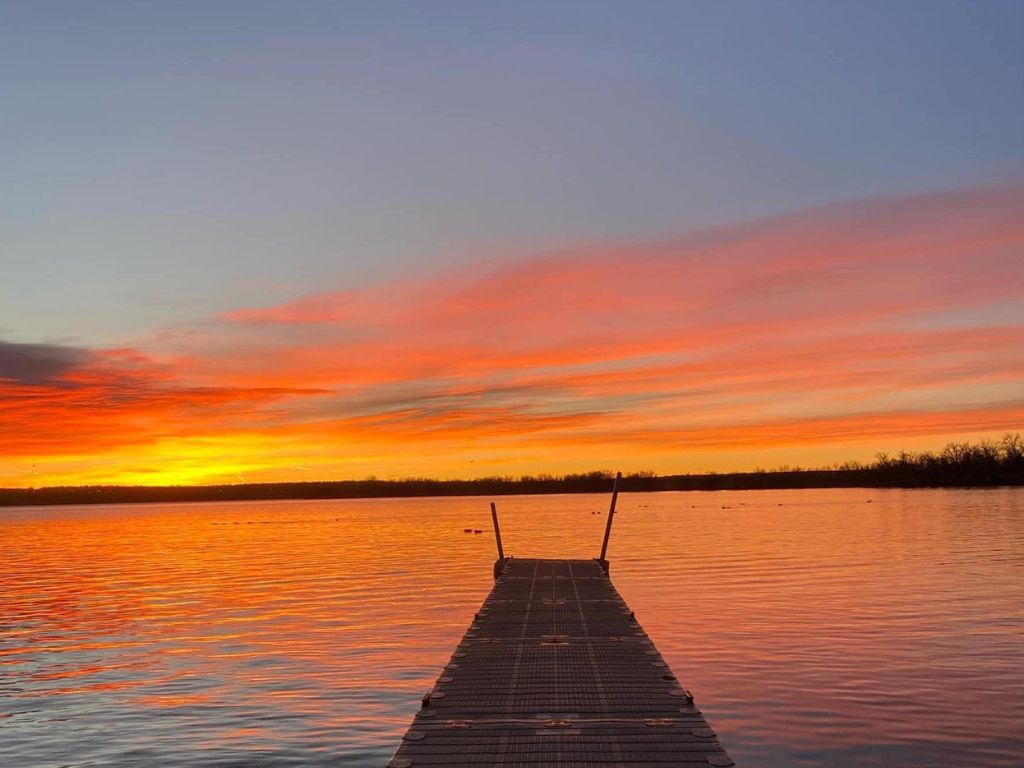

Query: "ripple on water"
left=1, top=489, right=1023, bottom=767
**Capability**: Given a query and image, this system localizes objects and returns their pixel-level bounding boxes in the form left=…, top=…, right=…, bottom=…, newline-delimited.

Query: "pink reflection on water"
left=1, top=490, right=1022, bottom=766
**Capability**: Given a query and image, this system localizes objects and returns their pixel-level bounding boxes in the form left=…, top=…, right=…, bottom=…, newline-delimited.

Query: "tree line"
left=1, top=434, right=1021, bottom=507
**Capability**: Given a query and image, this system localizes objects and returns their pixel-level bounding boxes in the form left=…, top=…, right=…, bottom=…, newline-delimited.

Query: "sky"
left=1, top=1, right=1023, bottom=487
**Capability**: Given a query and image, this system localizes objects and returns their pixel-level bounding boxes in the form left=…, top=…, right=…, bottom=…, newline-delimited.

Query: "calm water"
left=2, top=488, right=1022, bottom=767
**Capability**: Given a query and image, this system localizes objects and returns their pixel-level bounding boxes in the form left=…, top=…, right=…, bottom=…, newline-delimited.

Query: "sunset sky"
left=2, top=2, right=1023, bottom=487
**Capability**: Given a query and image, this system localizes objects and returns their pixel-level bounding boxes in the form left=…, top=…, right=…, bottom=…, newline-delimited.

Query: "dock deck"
left=389, top=557, right=734, bottom=767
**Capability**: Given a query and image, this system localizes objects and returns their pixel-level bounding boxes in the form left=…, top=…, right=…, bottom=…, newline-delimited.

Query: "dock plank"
left=389, top=558, right=734, bottom=767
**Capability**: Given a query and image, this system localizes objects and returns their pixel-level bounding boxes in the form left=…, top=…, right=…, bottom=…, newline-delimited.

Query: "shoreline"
left=3, top=469, right=1022, bottom=508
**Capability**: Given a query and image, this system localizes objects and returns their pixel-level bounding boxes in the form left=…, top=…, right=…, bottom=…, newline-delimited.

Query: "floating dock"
left=389, top=479, right=733, bottom=767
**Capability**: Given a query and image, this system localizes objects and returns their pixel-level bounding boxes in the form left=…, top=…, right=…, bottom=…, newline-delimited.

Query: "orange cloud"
left=3, top=181, right=1023, bottom=486
left=0, top=344, right=323, bottom=457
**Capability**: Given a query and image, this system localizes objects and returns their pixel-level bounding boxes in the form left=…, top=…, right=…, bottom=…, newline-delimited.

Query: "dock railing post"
left=597, top=471, right=622, bottom=572
left=490, top=501, right=504, bottom=560
left=490, top=501, right=507, bottom=579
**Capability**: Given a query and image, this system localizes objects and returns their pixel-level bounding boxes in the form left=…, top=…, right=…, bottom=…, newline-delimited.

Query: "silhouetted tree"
left=2, top=435, right=1021, bottom=507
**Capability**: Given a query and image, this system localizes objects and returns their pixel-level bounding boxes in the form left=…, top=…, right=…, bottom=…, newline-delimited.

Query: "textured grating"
left=388, top=558, right=734, bottom=767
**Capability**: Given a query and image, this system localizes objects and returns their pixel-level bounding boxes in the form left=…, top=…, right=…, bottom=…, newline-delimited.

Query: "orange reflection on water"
left=1, top=490, right=1023, bottom=767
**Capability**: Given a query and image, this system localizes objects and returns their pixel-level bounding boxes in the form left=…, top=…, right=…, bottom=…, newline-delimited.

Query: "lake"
left=2, top=488, right=1022, bottom=766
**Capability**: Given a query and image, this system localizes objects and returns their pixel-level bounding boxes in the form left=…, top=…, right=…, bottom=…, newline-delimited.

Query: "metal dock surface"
left=388, top=557, right=734, bottom=767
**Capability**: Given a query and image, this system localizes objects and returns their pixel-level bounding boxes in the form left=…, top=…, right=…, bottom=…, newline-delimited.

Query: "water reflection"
left=1, top=489, right=1022, bottom=766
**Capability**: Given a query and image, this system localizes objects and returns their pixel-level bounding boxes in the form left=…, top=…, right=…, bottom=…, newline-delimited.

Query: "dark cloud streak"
left=0, top=340, right=89, bottom=385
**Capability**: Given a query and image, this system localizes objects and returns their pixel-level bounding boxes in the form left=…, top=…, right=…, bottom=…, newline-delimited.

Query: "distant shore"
left=4, top=436, right=1021, bottom=508
left=3, top=466, right=1022, bottom=508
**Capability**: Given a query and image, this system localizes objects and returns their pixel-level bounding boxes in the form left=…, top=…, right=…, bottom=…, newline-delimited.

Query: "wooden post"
left=598, top=472, right=622, bottom=564
left=490, top=501, right=504, bottom=560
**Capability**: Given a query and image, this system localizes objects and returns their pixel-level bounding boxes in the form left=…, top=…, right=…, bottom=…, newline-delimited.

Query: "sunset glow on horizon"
left=4, top=182, right=1022, bottom=487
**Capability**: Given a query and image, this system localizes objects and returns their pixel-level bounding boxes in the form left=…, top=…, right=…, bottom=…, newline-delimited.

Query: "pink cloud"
left=4, top=181, right=1023, bottom=484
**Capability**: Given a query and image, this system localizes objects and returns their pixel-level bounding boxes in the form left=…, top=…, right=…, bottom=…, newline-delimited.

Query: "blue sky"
left=3, top=1, right=1022, bottom=344
left=3, top=2, right=1024, bottom=485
